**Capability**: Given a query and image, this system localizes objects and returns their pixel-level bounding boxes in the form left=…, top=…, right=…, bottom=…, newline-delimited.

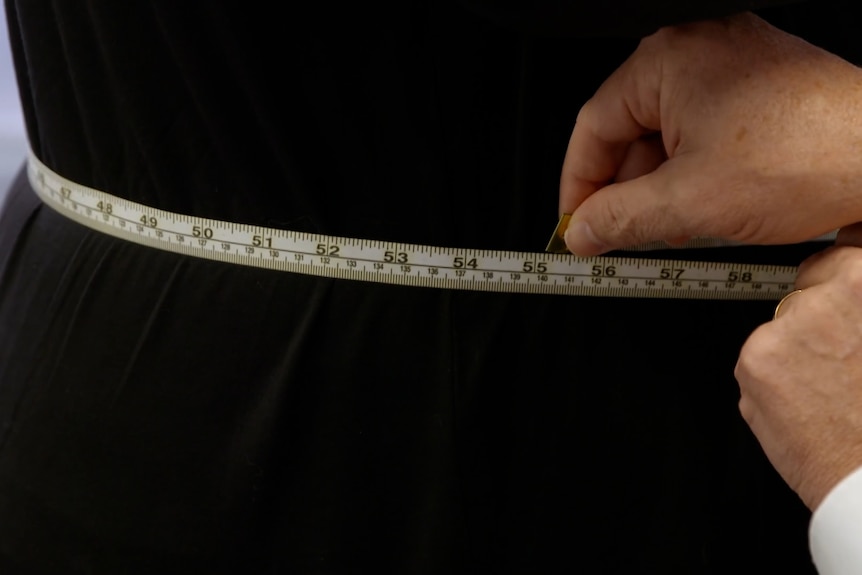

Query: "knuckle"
left=737, top=395, right=756, bottom=427
left=737, top=325, right=782, bottom=382
left=575, top=98, right=600, bottom=132
left=802, top=246, right=862, bottom=297
left=796, top=246, right=834, bottom=276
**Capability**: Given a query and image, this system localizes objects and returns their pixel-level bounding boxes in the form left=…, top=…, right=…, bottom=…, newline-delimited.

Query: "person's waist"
left=27, top=148, right=823, bottom=301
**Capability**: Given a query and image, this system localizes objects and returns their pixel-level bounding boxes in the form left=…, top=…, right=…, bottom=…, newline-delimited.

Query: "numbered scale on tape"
left=28, top=150, right=799, bottom=300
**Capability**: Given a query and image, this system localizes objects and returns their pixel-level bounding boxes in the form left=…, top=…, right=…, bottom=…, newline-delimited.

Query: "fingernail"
left=564, top=219, right=608, bottom=255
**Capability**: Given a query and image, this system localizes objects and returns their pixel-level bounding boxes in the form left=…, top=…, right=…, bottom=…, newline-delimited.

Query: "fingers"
left=795, top=245, right=862, bottom=292
left=771, top=288, right=806, bottom=321
left=559, top=46, right=662, bottom=216
left=615, top=135, right=668, bottom=183
left=558, top=124, right=628, bottom=217
left=772, top=225, right=862, bottom=323
left=835, top=222, right=862, bottom=247
left=562, top=156, right=708, bottom=255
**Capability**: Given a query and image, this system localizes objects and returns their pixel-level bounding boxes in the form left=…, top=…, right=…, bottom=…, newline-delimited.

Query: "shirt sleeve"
left=809, top=465, right=862, bottom=575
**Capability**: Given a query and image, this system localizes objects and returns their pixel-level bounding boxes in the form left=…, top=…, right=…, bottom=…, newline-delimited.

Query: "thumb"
left=563, top=158, right=699, bottom=256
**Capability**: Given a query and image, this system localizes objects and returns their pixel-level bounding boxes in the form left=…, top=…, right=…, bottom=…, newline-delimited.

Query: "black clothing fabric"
left=0, top=1, right=854, bottom=573
left=463, top=0, right=807, bottom=37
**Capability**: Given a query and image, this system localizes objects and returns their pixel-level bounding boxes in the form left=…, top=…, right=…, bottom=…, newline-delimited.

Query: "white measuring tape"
left=27, top=149, right=807, bottom=300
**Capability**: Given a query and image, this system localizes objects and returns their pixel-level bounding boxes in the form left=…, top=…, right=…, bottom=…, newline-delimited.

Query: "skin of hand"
left=559, top=12, right=862, bottom=256
left=735, top=222, right=862, bottom=511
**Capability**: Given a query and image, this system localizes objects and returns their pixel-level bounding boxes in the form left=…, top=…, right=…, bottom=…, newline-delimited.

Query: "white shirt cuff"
left=809, top=465, right=862, bottom=574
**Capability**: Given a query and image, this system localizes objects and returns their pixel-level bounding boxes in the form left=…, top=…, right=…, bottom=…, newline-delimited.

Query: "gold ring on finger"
left=773, top=288, right=805, bottom=320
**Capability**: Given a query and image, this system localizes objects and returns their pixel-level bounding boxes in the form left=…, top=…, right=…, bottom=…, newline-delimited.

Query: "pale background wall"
left=0, top=6, right=28, bottom=203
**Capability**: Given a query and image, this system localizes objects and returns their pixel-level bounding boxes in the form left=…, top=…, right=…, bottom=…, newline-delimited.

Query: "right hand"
left=735, top=223, right=862, bottom=511
left=559, top=12, right=862, bottom=256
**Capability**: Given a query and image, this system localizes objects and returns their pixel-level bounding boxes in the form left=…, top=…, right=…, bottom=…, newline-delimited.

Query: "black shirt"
left=0, top=1, right=848, bottom=573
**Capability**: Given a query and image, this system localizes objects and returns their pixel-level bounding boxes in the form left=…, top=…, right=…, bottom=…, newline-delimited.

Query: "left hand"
left=559, top=13, right=862, bottom=256
left=735, top=223, right=862, bottom=511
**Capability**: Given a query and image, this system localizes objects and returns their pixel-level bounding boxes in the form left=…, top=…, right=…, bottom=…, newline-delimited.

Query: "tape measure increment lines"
left=27, top=149, right=801, bottom=300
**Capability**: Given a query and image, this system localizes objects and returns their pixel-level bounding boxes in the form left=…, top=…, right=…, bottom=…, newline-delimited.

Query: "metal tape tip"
left=545, top=213, right=572, bottom=254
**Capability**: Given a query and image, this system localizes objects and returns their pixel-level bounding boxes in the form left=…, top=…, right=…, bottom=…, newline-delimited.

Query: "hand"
left=735, top=222, right=862, bottom=511
left=559, top=12, right=862, bottom=256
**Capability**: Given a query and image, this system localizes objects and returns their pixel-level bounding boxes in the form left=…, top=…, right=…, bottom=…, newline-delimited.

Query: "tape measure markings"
left=28, top=150, right=801, bottom=300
